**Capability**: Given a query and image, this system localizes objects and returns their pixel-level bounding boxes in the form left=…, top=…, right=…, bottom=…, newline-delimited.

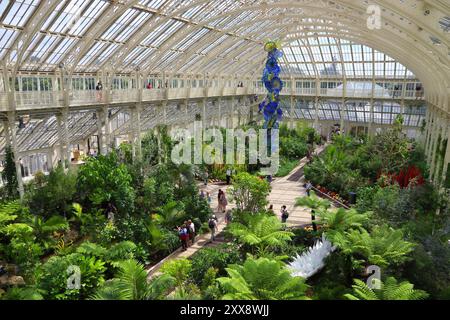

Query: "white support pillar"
left=340, top=78, right=346, bottom=134
left=136, top=105, right=142, bottom=160
left=202, top=98, right=207, bottom=128
left=56, top=114, right=66, bottom=167
left=102, top=106, right=111, bottom=154
left=7, top=112, right=24, bottom=199
left=62, top=109, right=71, bottom=165
left=441, top=118, right=450, bottom=187
left=314, top=96, right=320, bottom=131
left=290, top=95, right=295, bottom=129
left=96, top=108, right=105, bottom=155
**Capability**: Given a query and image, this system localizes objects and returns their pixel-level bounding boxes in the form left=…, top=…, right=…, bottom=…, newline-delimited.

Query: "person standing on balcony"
left=96, top=81, right=103, bottom=102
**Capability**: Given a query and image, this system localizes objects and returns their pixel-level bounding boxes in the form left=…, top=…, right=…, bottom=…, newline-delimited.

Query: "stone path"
left=146, top=143, right=328, bottom=279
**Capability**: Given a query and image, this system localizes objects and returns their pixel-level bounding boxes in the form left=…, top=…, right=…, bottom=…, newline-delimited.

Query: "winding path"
left=146, top=143, right=328, bottom=279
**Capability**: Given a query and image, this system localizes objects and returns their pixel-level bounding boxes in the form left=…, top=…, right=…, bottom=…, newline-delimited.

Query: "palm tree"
left=91, top=259, right=175, bottom=300
left=344, top=277, right=429, bottom=300
left=226, top=214, right=294, bottom=254
left=217, top=257, right=309, bottom=300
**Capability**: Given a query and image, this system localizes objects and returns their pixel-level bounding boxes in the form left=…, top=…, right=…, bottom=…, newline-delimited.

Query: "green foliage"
left=160, top=258, right=192, bottom=286
left=230, top=172, right=271, bottom=213
left=217, top=257, right=309, bottom=300
left=1, top=286, right=45, bottom=300
left=190, top=244, right=241, bottom=286
left=76, top=152, right=135, bottom=216
left=1, top=146, right=18, bottom=199
left=227, top=214, right=294, bottom=254
left=35, top=253, right=106, bottom=300
left=344, top=277, right=429, bottom=300
left=25, top=165, right=77, bottom=218
left=333, top=225, right=415, bottom=268
left=91, top=259, right=175, bottom=300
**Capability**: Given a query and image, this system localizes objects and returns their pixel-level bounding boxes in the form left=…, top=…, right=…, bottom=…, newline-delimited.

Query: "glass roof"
left=281, top=37, right=415, bottom=79
left=1, top=0, right=446, bottom=78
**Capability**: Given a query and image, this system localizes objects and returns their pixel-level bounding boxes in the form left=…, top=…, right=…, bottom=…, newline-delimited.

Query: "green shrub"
left=160, top=258, right=192, bottom=286
left=190, top=244, right=241, bottom=285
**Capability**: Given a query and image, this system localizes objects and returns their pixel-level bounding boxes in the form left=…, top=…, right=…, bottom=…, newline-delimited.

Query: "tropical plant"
left=160, top=258, right=192, bottom=286
left=76, top=152, right=135, bottom=216
left=344, top=277, right=429, bottom=300
left=154, top=201, right=186, bottom=228
left=332, top=225, right=415, bottom=268
left=25, top=164, right=77, bottom=218
left=217, top=257, right=309, bottom=300
left=190, top=244, right=241, bottom=286
left=226, top=214, right=294, bottom=254
left=230, top=172, right=271, bottom=213
left=1, top=146, right=18, bottom=199
left=91, top=259, right=175, bottom=300
left=0, top=286, right=45, bottom=300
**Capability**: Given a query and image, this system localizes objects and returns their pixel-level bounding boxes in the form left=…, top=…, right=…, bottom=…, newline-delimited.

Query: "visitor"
left=281, top=205, right=289, bottom=223
left=200, top=190, right=205, bottom=199
left=305, top=181, right=313, bottom=196
left=219, top=191, right=228, bottom=213
left=217, top=189, right=224, bottom=212
left=226, top=168, right=232, bottom=185
left=225, top=210, right=233, bottom=225
left=206, top=192, right=212, bottom=205
left=208, top=216, right=218, bottom=242
left=204, top=170, right=209, bottom=186
left=311, top=209, right=318, bottom=232
left=267, top=175, right=272, bottom=184
left=96, top=81, right=103, bottom=101
left=268, top=204, right=275, bottom=215
left=183, top=221, right=191, bottom=247
left=188, top=220, right=196, bottom=244
left=178, top=225, right=188, bottom=251
left=105, top=202, right=116, bottom=223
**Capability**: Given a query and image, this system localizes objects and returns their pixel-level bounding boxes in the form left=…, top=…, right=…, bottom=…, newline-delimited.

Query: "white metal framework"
left=0, top=0, right=449, bottom=195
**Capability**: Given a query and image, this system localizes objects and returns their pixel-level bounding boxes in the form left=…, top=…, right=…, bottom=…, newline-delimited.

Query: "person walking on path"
left=225, top=210, right=233, bottom=225
left=305, top=181, right=313, bottom=197
left=188, top=219, right=196, bottom=244
left=281, top=205, right=289, bottom=223
left=219, top=191, right=228, bottom=213
left=178, top=225, right=189, bottom=251
left=217, top=189, right=224, bottom=212
left=208, top=216, right=218, bottom=242
left=204, top=171, right=209, bottom=186
left=226, top=168, right=232, bottom=185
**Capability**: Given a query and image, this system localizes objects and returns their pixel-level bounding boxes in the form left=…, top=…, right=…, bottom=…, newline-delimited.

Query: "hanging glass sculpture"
left=259, top=40, right=284, bottom=129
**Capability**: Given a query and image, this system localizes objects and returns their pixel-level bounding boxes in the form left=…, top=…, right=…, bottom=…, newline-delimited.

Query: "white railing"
left=142, top=88, right=165, bottom=101
left=70, top=90, right=100, bottom=105
left=111, top=89, right=138, bottom=103
left=0, top=93, right=8, bottom=111
left=0, top=83, right=425, bottom=111
left=167, top=88, right=188, bottom=100
left=15, top=91, right=63, bottom=109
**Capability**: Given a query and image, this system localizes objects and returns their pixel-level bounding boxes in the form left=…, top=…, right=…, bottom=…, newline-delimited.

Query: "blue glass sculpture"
left=258, top=41, right=284, bottom=129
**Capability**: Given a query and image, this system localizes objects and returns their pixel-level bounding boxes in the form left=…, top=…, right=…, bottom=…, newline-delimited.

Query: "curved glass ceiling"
left=281, top=37, right=415, bottom=79
left=1, top=0, right=447, bottom=80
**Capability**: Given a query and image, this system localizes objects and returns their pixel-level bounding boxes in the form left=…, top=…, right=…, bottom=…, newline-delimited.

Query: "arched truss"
left=0, top=0, right=449, bottom=112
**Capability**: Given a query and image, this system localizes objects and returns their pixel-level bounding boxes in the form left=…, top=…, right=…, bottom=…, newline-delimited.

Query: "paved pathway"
left=146, top=143, right=328, bottom=279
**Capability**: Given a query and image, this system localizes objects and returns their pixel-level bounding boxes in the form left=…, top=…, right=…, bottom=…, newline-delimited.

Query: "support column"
left=136, top=105, right=142, bottom=160
left=314, top=96, right=319, bottom=131
left=290, top=95, right=295, bottom=129
left=429, top=113, right=441, bottom=183
left=441, top=118, right=450, bottom=187
left=102, top=106, right=111, bottom=154
left=96, top=108, right=105, bottom=155
left=56, top=114, right=67, bottom=167
left=340, top=78, right=347, bottom=134
left=62, top=109, right=71, bottom=165
left=218, top=98, right=222, bottom=128
left=202, top=98, right=207, bottom=129
left=7, top=113, right=24, bottom=199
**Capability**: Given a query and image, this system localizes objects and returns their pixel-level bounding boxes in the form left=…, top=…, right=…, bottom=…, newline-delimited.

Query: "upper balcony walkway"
left=0, top=84, right=424, bottom=113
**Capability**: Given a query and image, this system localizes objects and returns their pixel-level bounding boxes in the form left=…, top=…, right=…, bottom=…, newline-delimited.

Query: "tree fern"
left=345, top=277, right=429, bottom=300
left=217, top=257, right=309, bottom=300
left=333, top=225, right=415, bottom=268
left=91, top=259, right=175, bottom=300
left=227, top=214, right=294, bottom=253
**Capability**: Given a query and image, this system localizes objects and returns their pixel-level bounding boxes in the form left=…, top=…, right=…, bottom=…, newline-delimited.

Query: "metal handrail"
left=310, top=186, right=351, bottom=209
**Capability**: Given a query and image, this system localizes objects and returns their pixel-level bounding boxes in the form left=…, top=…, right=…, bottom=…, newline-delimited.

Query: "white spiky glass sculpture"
left=287, top=234, right=336, bottom=279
